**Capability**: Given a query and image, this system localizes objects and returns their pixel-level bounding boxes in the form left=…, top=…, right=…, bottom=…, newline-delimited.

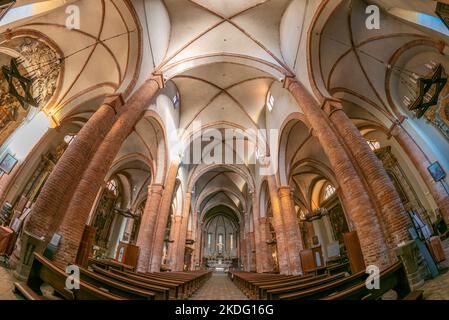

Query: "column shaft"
left=327, top=104, right=411, bottom=249
left=52, top=78, right=160, bottom=268
left=149, top=161, right=180, bottom=272
left=135, top=184, right=164, bottom=272
left=25, top=95, right=123, bottom=240
left=175, top=193, right=192, bottom=271
left=267, top=175, right=291, bottom=274
left=167, top=216, right=182, bottom=270
left=279, top=186, right=304, bottom=275
left=286, top=79, right=390, bottom=269
left=251, top=192, right=268, bottom=273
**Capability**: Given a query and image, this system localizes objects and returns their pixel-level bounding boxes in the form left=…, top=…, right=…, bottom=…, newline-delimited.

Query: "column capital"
left=387, top=115, right=407, bottom=139
left=151, top=72, right=166, bottom=89
left=282, top=75, right=297, bottom=90
left=148, top=183, right=164, bottom=195
left=278, top=185, right=294, bottom=198
left=103, top=93, right=125, bottom=113
left=321, top=98, right=344, bottom=118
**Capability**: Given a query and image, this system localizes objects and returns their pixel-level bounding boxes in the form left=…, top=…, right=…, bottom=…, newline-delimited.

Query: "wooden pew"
left=16, top=253, right=123, bottom=300
left=90, top=266, right=172, bottom=299
left=138, top=270, right=212, bottom=296
left=79, top=267, right=157, bottom=300
left=88, top=257, right=135, bottom=272
left=278, top=270, right=368, bottom=300
left=265, top=272, right=355, bottom=300
left=245, top=275, right=318, bottom=299
left=230, top=272, right=294, bottom=296
left=322, top=262, right=423, bottom=300
left=257, top=274, right=331, bottom=300
left=89, top=258, right=212, bottom=298
left=106, top=268, right=183, bottom=299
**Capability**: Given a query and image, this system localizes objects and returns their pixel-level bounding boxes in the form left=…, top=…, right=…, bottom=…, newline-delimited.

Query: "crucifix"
left=2, top=58, right=38, bottom=110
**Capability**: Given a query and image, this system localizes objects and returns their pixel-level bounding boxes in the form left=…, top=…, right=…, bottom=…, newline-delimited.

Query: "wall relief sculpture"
left=0, top=37, right=61, bottom=146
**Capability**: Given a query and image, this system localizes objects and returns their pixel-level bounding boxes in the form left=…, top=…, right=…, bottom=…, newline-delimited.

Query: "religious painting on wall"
left=91, top=179, right=121, bottom=249
left=328, top=203, right=349, bottom=244
left=0, top=153, right=17, bottom=174
left=427, top=161, right=446, bottom=182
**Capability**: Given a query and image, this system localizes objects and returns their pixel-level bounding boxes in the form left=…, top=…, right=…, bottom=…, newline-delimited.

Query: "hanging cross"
left=2, top=58, right=38, bottom=110
left=409, top=64, right=447, bottom=118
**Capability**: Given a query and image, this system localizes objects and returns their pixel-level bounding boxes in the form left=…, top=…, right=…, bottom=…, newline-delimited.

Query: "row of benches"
left=230, top=262, right=424, bottom=300
left=14, top=253, right=212, bottom=300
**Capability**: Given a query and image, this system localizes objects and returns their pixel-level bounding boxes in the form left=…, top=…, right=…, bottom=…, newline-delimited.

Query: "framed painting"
left=0, top=153, right=17, bottom=174
left=427, top=161, right=446, bottom=182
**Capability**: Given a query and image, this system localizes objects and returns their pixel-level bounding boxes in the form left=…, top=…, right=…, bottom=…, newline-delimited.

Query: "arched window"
left=367, top=140, right=381, bottom=151
left=267, top=92, right=274, bottom=112
left=106, top=179, right=119, bottom=197
left=388, top=7, right=449, bottom=37
left=323, top=184, right=336, bottom=201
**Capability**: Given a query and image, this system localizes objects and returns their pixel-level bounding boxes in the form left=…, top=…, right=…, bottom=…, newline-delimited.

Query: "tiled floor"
left=0, top=264, right=20, bottom=300
left=421, top=268, right=449, bottom=300
left=189, top=273, right=248, bottom=300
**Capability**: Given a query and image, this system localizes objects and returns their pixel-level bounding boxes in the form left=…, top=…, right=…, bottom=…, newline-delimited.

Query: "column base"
left=13, top=231, right=46, bottom=281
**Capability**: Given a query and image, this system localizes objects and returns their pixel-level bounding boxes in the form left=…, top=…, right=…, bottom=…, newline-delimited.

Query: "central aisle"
left=189, top=272, right=248, bottom=300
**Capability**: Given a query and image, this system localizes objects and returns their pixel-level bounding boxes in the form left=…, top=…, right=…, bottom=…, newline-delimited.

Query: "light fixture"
left=299, top=207, right=329, bottom=223
left=436, top=2, right=449, bottom=30
left=407, top=63, right=447, bottom=118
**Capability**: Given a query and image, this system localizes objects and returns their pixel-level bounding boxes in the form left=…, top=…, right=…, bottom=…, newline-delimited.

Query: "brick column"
left=391, top=124, right=449, bottom=225
left=135, top=184, right=164, bottom=272
left=285, top=78, right=390, bottom=269
left=325, top=101, right=412, bottom=249
left=239, top=222, right=247, bottom=270
left=259, top=217, right=274, bottom=271
left=167, top=215, right=182, bottom=270
left=52, top=78, right=161, bottom=268
left=175, top=192, right=192, bottom=271
left=24, top=94, right=123, bottom=241
left=251, top=191, right=268, bottom=273
left=149, top=161, right=180, bottom=272
left=279, top=186, right=304, bottom=275
left=193, top=219, right=202, bottom=269
left=267, top=176, right=291, bottom=274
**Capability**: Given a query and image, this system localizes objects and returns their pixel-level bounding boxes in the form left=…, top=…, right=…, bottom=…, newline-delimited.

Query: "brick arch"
left=195, top=186, right=247, bottom=218
left=142, top=110, right=168, bottom=185
left=278, top=112, right=311, bottom=186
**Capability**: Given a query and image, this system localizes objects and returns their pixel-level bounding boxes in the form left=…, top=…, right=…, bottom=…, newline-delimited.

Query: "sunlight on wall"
left=388, top=7, right=449, bottom=37
left=7, top=111, right=50, bottom=161
left=0, top=0, right=70, bottom=27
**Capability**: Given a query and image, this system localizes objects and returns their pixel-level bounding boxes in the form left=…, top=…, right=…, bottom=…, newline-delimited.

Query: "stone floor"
left=0, top=263, right=20, bottom=300
left=421, top=268, right=449, bottom=300
left=189, top=272, right=248, bottom=300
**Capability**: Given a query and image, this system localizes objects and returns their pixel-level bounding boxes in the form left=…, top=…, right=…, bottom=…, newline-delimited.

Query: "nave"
left=0, top=0, right=449, bottom=302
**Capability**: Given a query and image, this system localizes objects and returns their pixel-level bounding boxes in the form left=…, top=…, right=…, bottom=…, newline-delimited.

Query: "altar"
left=206, top=258, right=233, bottom=272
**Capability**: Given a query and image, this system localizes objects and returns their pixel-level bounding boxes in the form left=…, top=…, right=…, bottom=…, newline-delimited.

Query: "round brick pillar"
left=285, top=78, right=390, bottom=269
left=149, top=161, right=180, bottom=272
left=174, top=192, right=193, bottom=271
left=24, top=95, right=123, bottom=241
left=267, top=175, right=291, bottom=274
left=167, top=215, right=182, bottom=270
left=392, top=124, right=449, bottom=225
left=136, top=184, right=164, bottom=272
left=259, top=217, right=275, bottom=271
left=52, top=78, right=161, bottom=268
left=279, top=186, right=304, bottom=275
left=251, top=191, right=269, bottom=273
left=325, top=101, right=412, bottom=249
